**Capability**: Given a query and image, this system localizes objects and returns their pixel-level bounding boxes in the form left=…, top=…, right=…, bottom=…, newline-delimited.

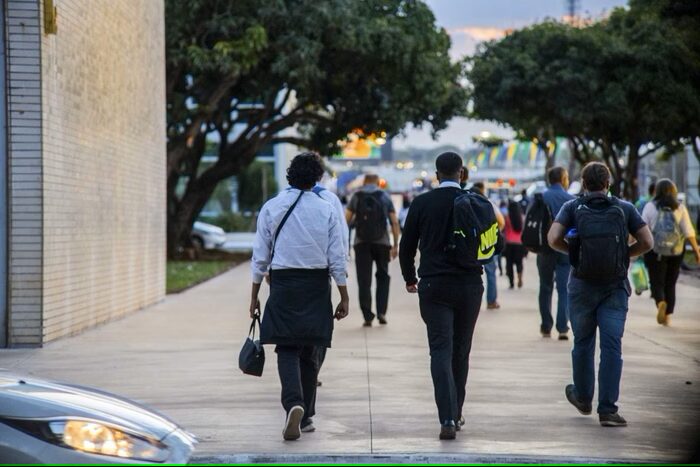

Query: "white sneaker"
left=301, top=419, right=316, bottom=433
left=283, top=405, right=304, bottom=440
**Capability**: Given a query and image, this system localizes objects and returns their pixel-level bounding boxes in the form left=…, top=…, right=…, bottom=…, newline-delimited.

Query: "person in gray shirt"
left=345, top=174, right=400, bottom=326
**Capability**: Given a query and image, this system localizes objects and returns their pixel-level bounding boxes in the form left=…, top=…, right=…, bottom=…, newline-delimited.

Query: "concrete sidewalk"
left=1, top=256, right=699, bottom=463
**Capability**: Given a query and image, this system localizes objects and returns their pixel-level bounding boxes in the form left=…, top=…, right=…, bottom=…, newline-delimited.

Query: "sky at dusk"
left=394, top=0, right=628, bottom=150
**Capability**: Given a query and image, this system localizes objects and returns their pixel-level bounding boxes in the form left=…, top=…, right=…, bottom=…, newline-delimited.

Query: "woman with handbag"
left=249, top=153, right=349, bottom=441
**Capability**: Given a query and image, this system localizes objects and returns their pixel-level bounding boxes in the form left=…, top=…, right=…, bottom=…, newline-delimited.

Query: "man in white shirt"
left=249, top=153, right=349, bottom=441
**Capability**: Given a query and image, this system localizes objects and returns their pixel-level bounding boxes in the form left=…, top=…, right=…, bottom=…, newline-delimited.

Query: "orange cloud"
left=448, top=26, right=507, bottom=41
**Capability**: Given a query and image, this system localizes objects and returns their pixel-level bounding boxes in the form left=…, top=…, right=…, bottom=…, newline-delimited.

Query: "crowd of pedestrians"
left=247, top=151, right=696, bottom=441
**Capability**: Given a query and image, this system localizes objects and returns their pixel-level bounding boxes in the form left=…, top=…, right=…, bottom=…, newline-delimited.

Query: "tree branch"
left=274, top=88, right=293, bottom=114
left=639, top=142, right=664, bottom=159
left=270, top=136, right=311, bottom=148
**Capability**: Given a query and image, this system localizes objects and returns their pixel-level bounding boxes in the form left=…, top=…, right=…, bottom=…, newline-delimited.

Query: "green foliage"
left=237, top=162, right=278, bottom=212
left=211, top=179, right=233, bottom=214
left=466, top=1, right=700, bottom=199
left=166, top=261, right=235, bottom=293
left=199, top=212, right=255, bottom=232
left=468, top=21, right=600, bottom=142
left=166, top=0, right=469, bottom=254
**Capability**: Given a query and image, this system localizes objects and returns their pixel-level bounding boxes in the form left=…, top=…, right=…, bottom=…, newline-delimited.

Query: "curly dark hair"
left=286, top=152, right=324, bottom=189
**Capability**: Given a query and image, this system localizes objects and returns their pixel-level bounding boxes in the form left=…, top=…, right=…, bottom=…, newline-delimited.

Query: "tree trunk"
left=602, top=153, right=623, bottom=197
left=624, top=145, right=641, bottom=202
left=167, top=178, right=220, bottom=258
left=165, top=141, right=261, bottom=258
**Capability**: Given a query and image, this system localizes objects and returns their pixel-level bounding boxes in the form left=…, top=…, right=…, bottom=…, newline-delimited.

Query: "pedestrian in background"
left=635, top=182, right=655, bottom=214
left=345, top=174, right=401, bottom=326
left=398, top=194, right=411, bottom=232
left=498, top=200, right=508, bottom=276
left=312, top=176, right=350, bottom=388
left=503, top=200, right=526, bottom=289
left=641, top=178, right=700, bottom=326
left=471, top=182, right=505, bottom=309
left=519, top=188, right=530, bottom=213
left=537, top=167, right=574, bottom=339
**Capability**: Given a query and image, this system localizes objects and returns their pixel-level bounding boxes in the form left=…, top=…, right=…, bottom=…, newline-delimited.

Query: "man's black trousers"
left=418, top=276, right=483, bottom=423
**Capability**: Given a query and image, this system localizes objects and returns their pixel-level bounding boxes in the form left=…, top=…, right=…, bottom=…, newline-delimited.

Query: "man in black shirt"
left=399, top=152, right=484, bottom=440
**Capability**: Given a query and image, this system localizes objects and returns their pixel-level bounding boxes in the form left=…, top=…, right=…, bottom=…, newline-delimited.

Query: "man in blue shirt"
left=537, top=167, right=575, bottom=339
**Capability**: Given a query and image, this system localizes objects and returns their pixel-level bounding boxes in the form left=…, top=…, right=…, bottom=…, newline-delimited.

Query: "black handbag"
left=239, top=315, right=265, bottom=377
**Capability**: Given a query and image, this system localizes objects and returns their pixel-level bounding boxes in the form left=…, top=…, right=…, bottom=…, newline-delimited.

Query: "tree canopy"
left=467, top=0, right=700, bottom=199
left=166, top=0, right=467, bottom=255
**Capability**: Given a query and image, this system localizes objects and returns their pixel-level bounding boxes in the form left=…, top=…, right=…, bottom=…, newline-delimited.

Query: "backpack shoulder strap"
left=312, top=185, right=326, bottom=197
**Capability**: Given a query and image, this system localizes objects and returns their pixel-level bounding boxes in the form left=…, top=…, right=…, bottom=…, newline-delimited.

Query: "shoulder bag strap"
left=270, top=190, right=304, bottom=263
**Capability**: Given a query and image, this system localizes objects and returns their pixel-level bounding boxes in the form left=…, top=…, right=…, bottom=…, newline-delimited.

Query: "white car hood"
left=0, top=370, right=178, bottom=440
left=193, top=222, right=225, bottom=235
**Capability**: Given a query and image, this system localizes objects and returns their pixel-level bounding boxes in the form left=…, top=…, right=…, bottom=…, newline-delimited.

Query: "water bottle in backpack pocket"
left=652, top=204, right=684, bottom=257
left=571, top=195, right=629, bottom=284
left=565, top=228, right=580, bottom=268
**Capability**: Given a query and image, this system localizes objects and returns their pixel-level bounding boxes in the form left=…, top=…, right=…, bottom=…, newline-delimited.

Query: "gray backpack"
left=652, top=204, right=684, bottom=256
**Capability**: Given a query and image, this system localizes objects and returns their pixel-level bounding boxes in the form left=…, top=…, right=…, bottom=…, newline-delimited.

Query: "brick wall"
left=40, top=0, right=166, bottom=342
left=6, top=0, right=166, bottom=345
left=7, top=0, right=43, bottom=346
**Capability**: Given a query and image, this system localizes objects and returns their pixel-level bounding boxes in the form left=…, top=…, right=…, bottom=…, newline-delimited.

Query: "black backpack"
left=570, top=194, right=629, bottom=283
left=354, top=191, right=388, bottom=242
left=446, top=189, right=504, bottom=268
left=522, top=193, right=552, bottom=253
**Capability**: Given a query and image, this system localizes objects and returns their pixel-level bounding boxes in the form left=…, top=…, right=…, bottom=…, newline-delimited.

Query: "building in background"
left=1, top=0, right=166, bottom=347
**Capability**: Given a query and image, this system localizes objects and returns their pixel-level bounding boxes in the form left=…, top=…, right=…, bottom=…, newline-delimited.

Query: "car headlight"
left=50, top=420, right=170, bottom=461
left=3, top=417, right=170, bottom=462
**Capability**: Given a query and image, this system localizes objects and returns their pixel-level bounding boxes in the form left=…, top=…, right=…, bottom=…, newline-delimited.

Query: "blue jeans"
left=568, top=277, right=628, bottom=414
left=484, top=257, right=498, bottom=304
left=537, top=251, right=570, bottom=333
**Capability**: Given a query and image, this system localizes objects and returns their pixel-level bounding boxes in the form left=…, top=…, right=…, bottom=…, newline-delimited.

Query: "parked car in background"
left=0, top=370, right=196, bottom=464
left=191, top=221, right=226, bottom=250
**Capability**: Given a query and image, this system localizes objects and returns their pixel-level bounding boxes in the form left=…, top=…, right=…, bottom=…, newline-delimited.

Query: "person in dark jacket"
left=399, top=152, right=484, bottom=440
left=249, top=153, right=349, bottom=440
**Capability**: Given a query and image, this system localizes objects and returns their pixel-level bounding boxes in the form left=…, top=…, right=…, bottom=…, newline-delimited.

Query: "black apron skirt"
left=260, top=268, right=334, bottom=348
